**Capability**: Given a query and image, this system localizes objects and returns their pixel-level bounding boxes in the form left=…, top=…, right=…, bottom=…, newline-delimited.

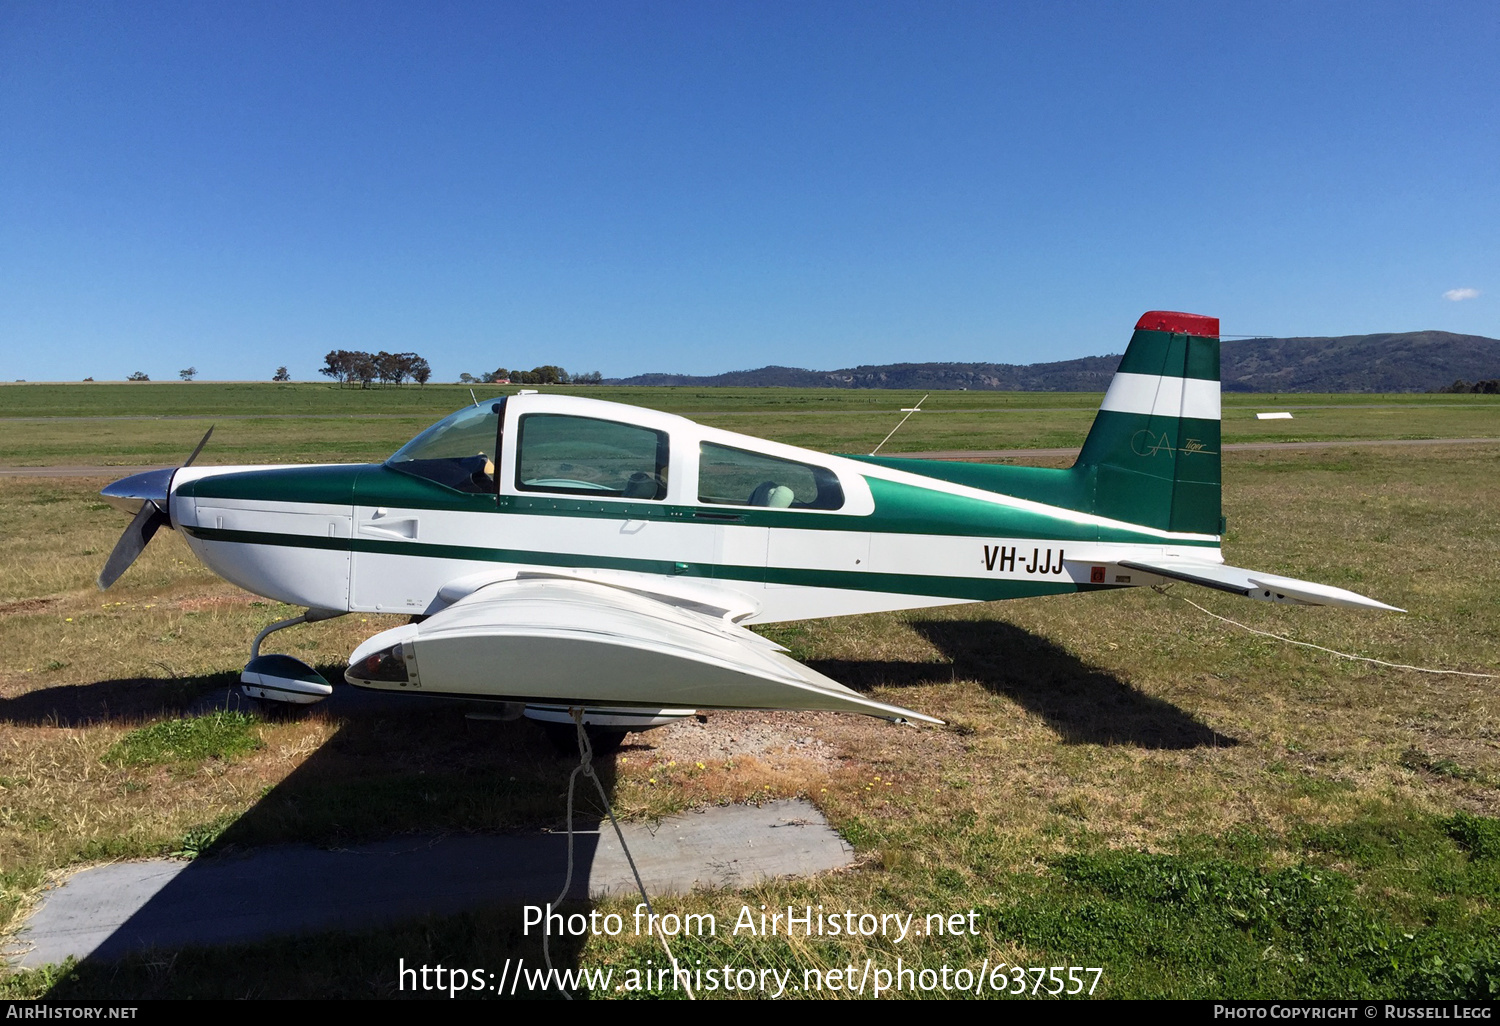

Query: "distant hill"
left=1220, top=332, right=1500, bottom=392
left=612, top=355, right=1122, bottom=392
left=610, top=331, right=1500, bottom=393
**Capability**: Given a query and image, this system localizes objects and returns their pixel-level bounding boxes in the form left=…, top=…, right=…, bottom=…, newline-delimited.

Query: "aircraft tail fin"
left=1074, top=311, right=1223, bottom=536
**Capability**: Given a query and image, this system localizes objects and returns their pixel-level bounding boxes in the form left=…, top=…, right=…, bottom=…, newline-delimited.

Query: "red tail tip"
left=1135, top=311, right=1219, bottom=337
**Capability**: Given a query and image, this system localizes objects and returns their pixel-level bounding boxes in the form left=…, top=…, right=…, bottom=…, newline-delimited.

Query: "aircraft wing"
left=1114, top=557, right=1403, bottom=612
left=347, top=576, right=942, bottom=723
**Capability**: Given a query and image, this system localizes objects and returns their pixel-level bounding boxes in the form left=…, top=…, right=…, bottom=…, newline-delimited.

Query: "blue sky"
left=2, top=1, right=1496, bottom=382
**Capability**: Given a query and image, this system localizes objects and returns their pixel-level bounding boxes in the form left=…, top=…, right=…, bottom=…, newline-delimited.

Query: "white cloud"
left=1443, top=288, right=1480, bottom=301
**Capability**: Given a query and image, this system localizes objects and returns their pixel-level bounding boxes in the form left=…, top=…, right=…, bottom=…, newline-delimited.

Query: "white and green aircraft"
left=98, top=311, right=1399, bottom=737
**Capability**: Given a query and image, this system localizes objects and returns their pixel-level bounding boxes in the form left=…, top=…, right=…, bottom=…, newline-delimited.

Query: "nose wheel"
left=240, top=609, right=346, bottom=707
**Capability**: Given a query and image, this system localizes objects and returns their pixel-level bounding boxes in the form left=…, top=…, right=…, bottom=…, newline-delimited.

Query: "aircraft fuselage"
left=166, top=392, right=1215, bottom=626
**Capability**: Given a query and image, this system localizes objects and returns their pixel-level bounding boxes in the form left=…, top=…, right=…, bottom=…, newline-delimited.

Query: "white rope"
left=542, top=712, right=696, bottom=1000
left=1172, top=592, right=1499, bottom=679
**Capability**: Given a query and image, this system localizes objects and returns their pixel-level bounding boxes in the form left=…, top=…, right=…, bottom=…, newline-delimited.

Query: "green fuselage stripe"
left=183, top=525, right=1113, bottom=602
left=183, top=464, right=1216, bottom=546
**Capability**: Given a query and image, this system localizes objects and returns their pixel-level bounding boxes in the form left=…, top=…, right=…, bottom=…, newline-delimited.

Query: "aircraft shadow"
left=809, top=618, right=1238, bottom=750
left=34, top=689, right=615, bottom=999
left=21, top=615, right=1229, bottom=994
left=0, top=665, right=521, bottom=726
left=0, top=671, right=242, bottom=727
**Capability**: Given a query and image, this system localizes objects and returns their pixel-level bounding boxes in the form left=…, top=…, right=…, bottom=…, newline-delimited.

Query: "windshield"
left=387, top=399, right=505, bottom=493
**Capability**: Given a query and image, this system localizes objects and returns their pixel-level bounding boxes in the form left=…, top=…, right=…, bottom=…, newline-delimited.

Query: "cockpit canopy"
left=387, top=399, right=504, bottom=493
left=386, top=394, right=848, bottom=510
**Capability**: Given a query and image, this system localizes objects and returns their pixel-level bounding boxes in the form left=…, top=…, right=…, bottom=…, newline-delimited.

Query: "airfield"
left=1, top=383, right=1498, bottom=998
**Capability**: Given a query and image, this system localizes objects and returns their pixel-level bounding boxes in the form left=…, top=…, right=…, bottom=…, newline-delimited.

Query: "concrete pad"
left=7, top=800, right=852, bottom=968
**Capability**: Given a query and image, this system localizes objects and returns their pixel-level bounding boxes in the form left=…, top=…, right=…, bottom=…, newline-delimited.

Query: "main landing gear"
left=522, top=705, right=697, bottom=755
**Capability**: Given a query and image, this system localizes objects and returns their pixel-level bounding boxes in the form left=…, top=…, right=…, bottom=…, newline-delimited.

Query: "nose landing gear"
left=240, top=609, right=346, bottom=706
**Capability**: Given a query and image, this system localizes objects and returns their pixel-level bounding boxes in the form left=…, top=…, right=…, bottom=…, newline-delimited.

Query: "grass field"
left=1, top=389, right=1498, bottom=999
left=2, top=382, right=1497, bottom=465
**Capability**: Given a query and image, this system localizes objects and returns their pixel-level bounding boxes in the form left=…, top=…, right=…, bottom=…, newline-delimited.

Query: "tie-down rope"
left=1166, top=588, right=1498, bottom=679
left=543, top=711, right=696, bottom=999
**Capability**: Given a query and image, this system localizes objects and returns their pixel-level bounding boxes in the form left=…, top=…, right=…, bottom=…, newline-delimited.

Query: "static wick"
left=469, top=388, right=480, bottom=408
left=870, top=394, right=929, bottom=456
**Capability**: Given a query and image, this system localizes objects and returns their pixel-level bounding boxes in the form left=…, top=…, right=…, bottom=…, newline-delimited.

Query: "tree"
left=128, top=371, right=149, bottom=382
left=1435, top=377, right=1500, bottom=394
left=410, top=357, right=431, bottom=385
left=318, top=348, right=426, bottom=388
left=374, top=351, right=401, bottom=386
left=487, top=368, right=510, bottom=384
left=319, top=351, right=353, bottom=386
left=349, top=352, right=377, bottom=389
left=273, top=366, right=291, bottom=382
left=382, top=352, right=427, bottom=386
left=180, top=367, right=197, bottom=381
left=320, top=350, right=369, bottom=387
left=511, top=365, right=568, bottom=385
left=458, top=372, right=477, bottom=384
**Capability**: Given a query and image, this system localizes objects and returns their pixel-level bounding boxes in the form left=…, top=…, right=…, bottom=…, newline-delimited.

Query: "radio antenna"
left=870, top=394, right=928, bottom=455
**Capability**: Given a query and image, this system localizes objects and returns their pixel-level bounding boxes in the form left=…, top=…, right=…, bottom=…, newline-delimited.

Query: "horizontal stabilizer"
left=1117, top=558, right=1403, bottom=611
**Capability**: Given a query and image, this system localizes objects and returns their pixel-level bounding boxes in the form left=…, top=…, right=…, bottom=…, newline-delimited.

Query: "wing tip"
left=889, top=712, right=945, bottom=727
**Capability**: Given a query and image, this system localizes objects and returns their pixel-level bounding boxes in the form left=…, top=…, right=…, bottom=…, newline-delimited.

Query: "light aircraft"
left=97, top=311, right=1400, bottom=742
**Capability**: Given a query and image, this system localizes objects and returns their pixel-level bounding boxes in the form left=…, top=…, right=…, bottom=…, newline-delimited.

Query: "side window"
left=698, top=443, right=844, bottom=510
left=516, top=415, right=668, bottom=499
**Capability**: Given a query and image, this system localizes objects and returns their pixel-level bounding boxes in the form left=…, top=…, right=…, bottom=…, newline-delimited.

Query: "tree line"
left=458, top=366, right=603, bottom=385
left=113, top=356, right=604, bottom=386
left=319, top=350, right=432, bottom=388
left=1431, top=378, right=1500, bottom=393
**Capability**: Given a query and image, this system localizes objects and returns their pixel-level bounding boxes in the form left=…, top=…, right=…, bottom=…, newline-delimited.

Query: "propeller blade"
left=183, top=425, right=214, bottom=468
left=98, top=502, right=169, bottom=590
left=97, top=426, right=212, bottom=588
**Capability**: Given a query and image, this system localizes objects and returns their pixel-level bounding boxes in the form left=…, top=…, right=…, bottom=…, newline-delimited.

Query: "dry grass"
left=1, top=442, right=1497, bottom=996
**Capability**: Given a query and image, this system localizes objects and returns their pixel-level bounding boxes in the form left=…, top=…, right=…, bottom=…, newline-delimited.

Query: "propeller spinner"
left=97, top=426, right=213, bottom=589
